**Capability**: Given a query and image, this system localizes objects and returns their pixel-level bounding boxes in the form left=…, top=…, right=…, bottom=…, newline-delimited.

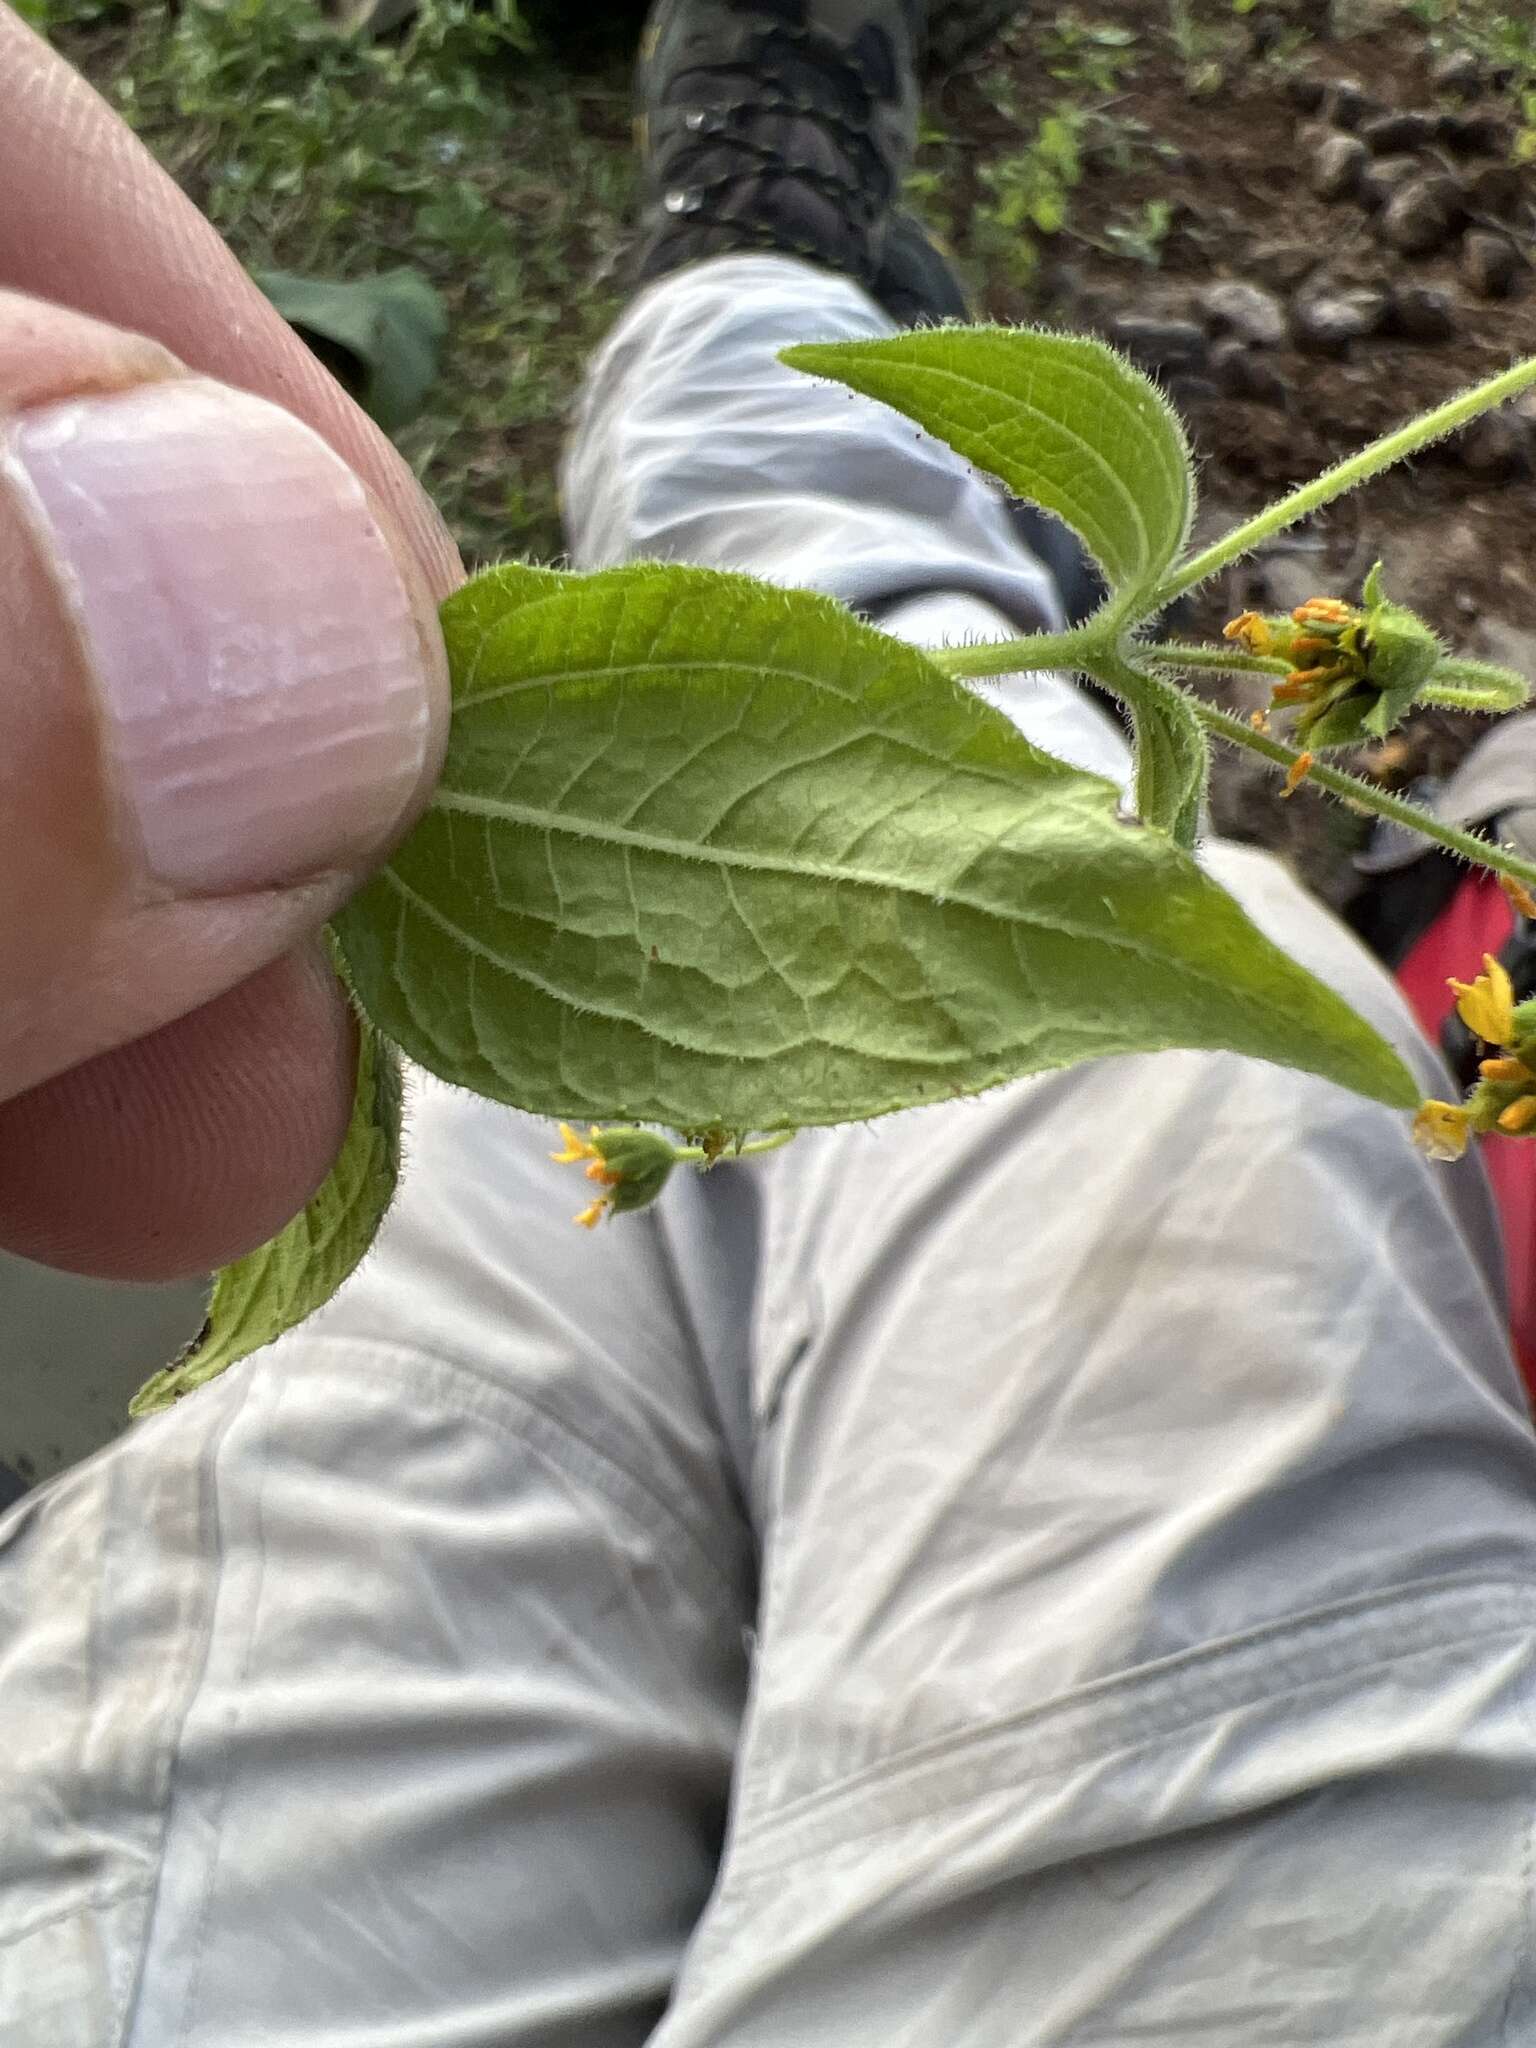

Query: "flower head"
left=550, top=1122, right=681, bottom=1226
left=1449, top=954, right=1516, bottom=1048
left=1415, top=948, right=1536, bottom=1163
left=1223, top=567, right=1442, bottom=751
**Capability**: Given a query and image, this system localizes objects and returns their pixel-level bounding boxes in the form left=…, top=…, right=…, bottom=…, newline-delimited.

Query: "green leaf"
left=129, top=1009, right=401, bottom=1417
left=780, top=326, right=1193, bottom=612
left=255, top=266, right=447, bottom=430
left=1102, top=651, right=1208, bottom=846
left=331, top=561, right=1418, bottom=1133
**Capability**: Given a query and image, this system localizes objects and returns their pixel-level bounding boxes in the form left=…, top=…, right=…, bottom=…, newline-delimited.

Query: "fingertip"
left=0, top=946, right=356, bottom=1280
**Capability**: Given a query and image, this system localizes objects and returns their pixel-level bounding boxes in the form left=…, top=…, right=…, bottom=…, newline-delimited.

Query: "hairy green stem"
left=929, top=626, right=1091, bottom=681
left=674, top=1129, right=796, bottom=1166
left=940, top=629, right=1531, bottom=719
left=1195, top=700, right=1536, bottom=894
left=1141, top=641, right=1290, bottom=679
left=1151, top=355, right=1536, bottom=609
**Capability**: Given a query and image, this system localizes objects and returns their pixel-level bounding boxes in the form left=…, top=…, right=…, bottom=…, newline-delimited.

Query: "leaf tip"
left=128, top=1361, right=193, bottom=1420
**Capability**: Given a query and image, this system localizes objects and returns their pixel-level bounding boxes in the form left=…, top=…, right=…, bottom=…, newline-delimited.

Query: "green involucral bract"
left=128, top=1012, right=401, bottom=1416
left=332, top=558, right=1418, bottom=1132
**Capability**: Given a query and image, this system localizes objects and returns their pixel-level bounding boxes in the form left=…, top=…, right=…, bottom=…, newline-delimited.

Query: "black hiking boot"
left=633, top=0, right=928, bottom=291
left=634, top=0, right=1030, bottom=298
left=630, top=1, right=1102, bottom=615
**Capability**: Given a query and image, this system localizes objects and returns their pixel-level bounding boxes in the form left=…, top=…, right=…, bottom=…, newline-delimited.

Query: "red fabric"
left=1396, top=872, right=1536, bottom=1393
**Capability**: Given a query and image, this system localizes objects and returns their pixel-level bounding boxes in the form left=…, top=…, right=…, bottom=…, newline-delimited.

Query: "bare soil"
left=924, top=1, right=1536, bottom=899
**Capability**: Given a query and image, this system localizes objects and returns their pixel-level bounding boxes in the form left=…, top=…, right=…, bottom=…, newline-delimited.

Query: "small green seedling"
left=132, top=326, right=1536, bottom=1414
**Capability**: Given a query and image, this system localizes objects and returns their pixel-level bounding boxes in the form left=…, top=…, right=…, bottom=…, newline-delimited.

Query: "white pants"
left=6, top=256, right=1536, bottom=2048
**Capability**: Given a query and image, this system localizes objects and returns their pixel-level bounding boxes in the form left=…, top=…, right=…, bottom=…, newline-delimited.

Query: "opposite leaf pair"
left=141, top=323, right=1536, bottom=1413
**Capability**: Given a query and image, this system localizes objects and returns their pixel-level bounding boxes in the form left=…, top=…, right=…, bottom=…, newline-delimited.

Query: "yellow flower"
left=1480, top=1056, right=1532, bottom=1084
left=1413, top=1099, right=1473, bottom=1162
left=551, top=1123, right=620, bottom=1226
left=1281, top=749, right=1314, bottom=799
left=550, top=1122, right=599, bottom=1165
left=1499, top=1095, right=1536, bottom=1136
left=1448, top=954, right=1516, bottom=1048
left=1291, top=597, right=1354, bottom=628
left=1223, top=610, right=1273, bottom=655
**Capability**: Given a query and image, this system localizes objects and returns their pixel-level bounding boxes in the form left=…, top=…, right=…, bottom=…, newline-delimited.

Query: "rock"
left=1250, top=237, right=1323, bottom=289
left=1455, top=406, right=1532, bottom=479
left=1292, top=288, right=1389, bottom=356
left=1359, top=153, right=1423, bottom=212
left=1200, top=279, right=1288, bottom=347
left=1361, top=109, right=1437, bottom=153
left=1463, top=229, right=1520, bottom=298
left=1378, top=173, right=1465, bottom=256
left=1467, top=163, right=1524, bottom=217
left=1107, top=314, right=1207, bottom=374
left=1387, top=281, right=1460, bottom=341
left=1430, top=48, right=1483, bottom=97
left=1321, top=78, right=1369, bottom=130
left=1210, top=335, right=1288, bottom=404
left=1308, top=131, right=1368, bottom=200
left=1284, top=73, right=1327, bottom=113
left=1166, top=373, right=1220, bottom=406
left=1438, top=107, right=1514, bottom=156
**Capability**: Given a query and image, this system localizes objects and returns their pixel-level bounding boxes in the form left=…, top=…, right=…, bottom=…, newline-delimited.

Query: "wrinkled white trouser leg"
left=5, top=255, right=1536, bottom=2048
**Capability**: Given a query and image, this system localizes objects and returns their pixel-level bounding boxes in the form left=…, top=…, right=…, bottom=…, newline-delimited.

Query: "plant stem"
left=1151, top=355, right=1536, bottom=610
left=942, top=628, right=1532, bottom=721
left=1195, top=700, right=1536, bottom=894
left=673, top=1129, right=797, bottom=1166
left=1141, top=640, right=1290, bottom=679
left=929, top=627, right=1091, bottom=680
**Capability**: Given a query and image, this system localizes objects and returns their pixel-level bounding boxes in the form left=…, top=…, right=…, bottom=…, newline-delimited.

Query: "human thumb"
left=0, top=293, right=449, bottom=1107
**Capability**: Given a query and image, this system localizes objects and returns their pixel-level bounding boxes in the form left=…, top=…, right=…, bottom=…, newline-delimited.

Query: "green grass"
left=31, top=0, right=634, bottom=566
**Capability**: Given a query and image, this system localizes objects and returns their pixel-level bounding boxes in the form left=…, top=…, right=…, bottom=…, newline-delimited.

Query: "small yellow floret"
left=1448, top=954, right=1516, bottom=1048
left=1498, top=1095, right=1536, bottom=1136
left=1413, top=1099, right=1473, bottom=1162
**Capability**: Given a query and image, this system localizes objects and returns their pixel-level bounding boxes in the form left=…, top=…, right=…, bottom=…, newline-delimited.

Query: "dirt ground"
left=918, top=0, right=1536, bottom=897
